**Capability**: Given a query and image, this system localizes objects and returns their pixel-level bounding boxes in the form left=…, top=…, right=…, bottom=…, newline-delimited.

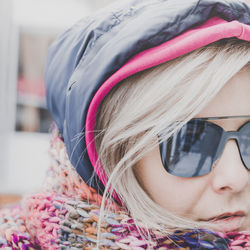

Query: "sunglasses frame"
left=159, top=115, right=250, bottom=177
left=197, top=117, right=250, bottom=171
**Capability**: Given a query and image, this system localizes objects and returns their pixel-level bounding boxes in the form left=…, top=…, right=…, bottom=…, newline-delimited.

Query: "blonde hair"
left=94, top=38, right=250, bottom=244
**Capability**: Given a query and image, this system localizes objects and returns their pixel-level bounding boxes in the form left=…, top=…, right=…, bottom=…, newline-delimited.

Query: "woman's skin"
left=135, top=67, right=250, bottom=232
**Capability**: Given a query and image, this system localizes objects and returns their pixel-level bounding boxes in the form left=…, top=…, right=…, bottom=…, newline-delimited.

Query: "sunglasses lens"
left=160, top=120, right=223, bottom=177
left=238, top=122, right=250, bottom=170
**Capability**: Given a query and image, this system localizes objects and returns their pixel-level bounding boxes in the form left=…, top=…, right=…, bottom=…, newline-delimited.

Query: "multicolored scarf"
left=1, top=129, right=250, bottom=249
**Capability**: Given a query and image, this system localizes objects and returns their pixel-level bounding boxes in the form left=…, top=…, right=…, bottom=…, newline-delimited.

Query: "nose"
left=211, top=139, right=249, bottom=194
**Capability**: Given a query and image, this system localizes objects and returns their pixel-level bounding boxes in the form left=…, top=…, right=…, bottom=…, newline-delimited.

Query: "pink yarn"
left=2, top=131, right=250, bottom=249
left=24, top=193, right=66, bottom=249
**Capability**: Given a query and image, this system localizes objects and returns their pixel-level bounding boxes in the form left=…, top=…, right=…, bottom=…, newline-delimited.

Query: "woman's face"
left=135, top=67, right=250, bottom=232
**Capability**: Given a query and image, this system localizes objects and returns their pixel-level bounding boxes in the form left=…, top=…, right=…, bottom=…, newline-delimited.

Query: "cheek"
left=135, top=146, right=210, bottom=218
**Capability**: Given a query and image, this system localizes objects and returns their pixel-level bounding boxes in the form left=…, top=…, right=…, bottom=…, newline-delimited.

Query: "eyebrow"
left=196, top=115, right=250, bottom=121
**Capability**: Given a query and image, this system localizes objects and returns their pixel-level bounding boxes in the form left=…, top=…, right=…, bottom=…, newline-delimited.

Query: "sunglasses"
left=159, top=115, right=250, bottom=178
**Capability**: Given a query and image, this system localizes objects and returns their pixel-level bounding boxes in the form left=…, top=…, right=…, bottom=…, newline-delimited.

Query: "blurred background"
left=0, top=0, right=115, bottom=203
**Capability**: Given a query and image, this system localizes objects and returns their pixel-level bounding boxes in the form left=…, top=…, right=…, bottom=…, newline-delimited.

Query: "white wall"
left=1, top=132, right=50, bottom=194
left=0, top=0, right=14, bottom=187
left=0, top=0, right=94, bottom=194
left=13, top=0, right=92, bottom=31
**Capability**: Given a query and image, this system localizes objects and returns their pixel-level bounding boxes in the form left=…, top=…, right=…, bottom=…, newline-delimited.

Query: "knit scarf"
left=1, top=129, right=250, bottom=250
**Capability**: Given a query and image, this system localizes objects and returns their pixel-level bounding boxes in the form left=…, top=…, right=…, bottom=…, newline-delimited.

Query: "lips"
left=205, top=211, right=245, bottom=222
left=200, top=211, right=246, bottom=232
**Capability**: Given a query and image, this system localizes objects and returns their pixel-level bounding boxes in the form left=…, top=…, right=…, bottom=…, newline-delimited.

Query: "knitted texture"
left=1, top=129, right=250, bottom=249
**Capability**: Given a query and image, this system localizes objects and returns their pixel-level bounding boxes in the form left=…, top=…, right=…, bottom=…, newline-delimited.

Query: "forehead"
left=195, top=68, right=250, bottom=130
left=197, top=68, right=250, bottom=117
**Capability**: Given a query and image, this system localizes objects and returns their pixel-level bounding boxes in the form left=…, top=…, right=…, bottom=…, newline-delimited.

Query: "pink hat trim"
left=85, top=16, right=250, bottom=200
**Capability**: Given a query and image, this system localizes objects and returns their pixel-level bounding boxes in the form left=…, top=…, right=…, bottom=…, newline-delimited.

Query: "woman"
left=1, top=0, right=250, bottom=249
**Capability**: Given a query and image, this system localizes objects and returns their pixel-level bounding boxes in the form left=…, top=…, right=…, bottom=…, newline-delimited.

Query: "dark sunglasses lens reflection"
left=238, top=122, right=250, bottom=170
left=160, top=120, right=223, bottom=177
